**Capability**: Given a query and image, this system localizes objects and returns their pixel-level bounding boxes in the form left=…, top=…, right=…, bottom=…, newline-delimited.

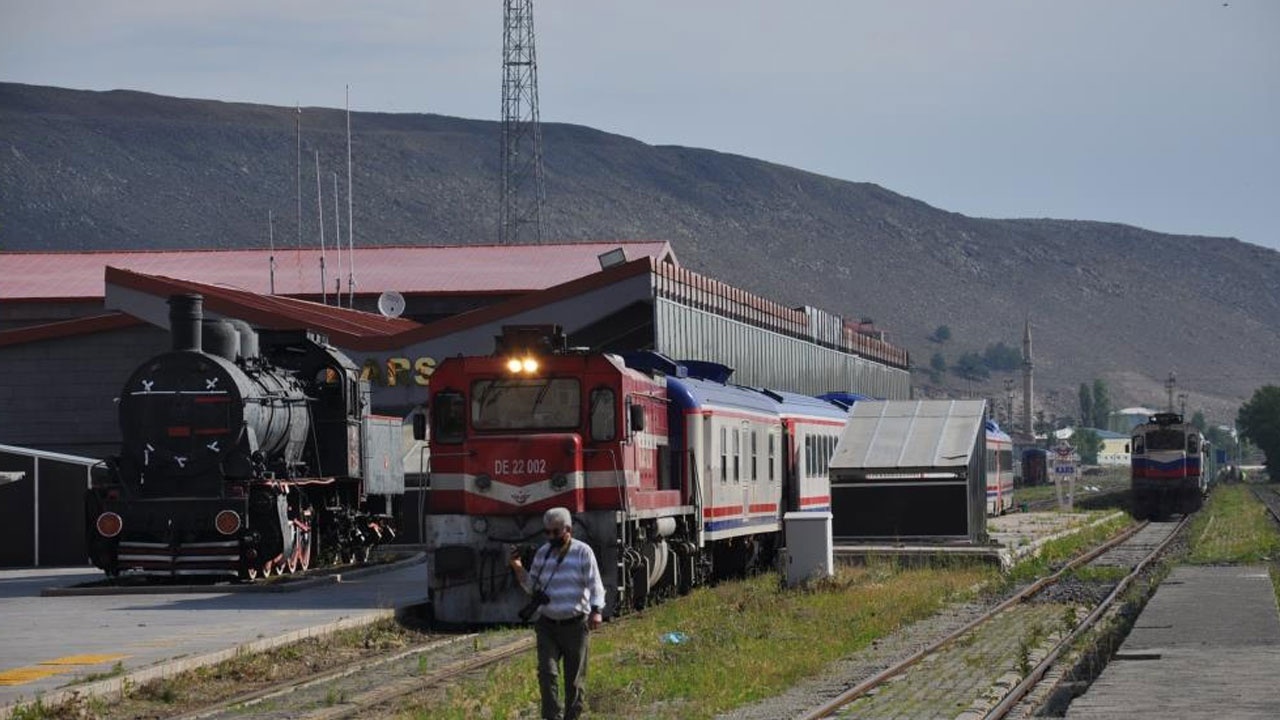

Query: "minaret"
left=1021, top=318, right=1034, bottom=439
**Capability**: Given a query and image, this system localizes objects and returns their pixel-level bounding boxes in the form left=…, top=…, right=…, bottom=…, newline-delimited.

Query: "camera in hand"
left=518, top=589, right=550, bottom=622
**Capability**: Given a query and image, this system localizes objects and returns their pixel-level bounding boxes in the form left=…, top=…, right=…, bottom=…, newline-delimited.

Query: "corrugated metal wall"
left=655, top=298, right=910, bottom=398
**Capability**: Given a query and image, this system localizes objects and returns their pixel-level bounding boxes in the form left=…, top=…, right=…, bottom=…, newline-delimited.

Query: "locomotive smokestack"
left=168, top=294, right=203, bottom=353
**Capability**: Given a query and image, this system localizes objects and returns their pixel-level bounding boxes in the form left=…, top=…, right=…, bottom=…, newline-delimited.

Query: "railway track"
left=163, top=631, right=531, bottom=720
left=1251, top=484, right=1280, bottom=525
left=798, top=517, right=1189, bottom=720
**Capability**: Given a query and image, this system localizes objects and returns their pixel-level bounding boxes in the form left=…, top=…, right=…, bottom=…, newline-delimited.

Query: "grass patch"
left=1187, top=485, right=1280, bottom=564
left=401, top=561, right=993, bottom=719
left=1007, top=512, right=1134, bottom=584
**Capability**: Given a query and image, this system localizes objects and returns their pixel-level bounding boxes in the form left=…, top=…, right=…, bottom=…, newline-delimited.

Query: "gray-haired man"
left=509, top=507, right=606, bottom=720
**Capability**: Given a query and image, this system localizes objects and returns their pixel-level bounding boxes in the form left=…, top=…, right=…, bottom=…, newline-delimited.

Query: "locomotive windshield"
left=1143, top=428, right=1186, bottom=451
left=471, top=378, right=581, bottom=430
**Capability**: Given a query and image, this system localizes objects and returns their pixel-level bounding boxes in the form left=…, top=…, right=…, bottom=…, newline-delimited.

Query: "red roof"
left=0, top=242, right=677, bottom=301
left=0, top=312, right=144, bottom=348
left=104, top=267, right=421, bottom=351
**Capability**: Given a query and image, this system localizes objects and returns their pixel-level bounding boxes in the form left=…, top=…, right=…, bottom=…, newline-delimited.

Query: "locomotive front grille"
left=118, top=540, right=241, bottom=575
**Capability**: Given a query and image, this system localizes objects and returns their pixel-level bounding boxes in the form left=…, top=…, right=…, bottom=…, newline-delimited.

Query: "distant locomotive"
left=1130, top=412, right=1205, bottom=519
left=85, top=294, right=403, bottom=579
left=420, top=326, right=852, bottom=625
left=1020, top=448, right=1048, bottom=487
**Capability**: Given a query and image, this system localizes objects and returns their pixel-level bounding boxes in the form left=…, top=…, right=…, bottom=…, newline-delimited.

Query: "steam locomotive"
left=85, top=294, right=403, bottom=579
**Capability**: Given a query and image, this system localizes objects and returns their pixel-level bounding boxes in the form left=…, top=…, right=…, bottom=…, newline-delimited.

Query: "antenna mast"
left=267, top=210, right=277, bottom=295
left=315, top=150, right=327, bottom=304
left=499, top=0, right=546, bottom=245
left=346, top=85, right=356, bottom=308
left=333, top=172, right=342, bottom=302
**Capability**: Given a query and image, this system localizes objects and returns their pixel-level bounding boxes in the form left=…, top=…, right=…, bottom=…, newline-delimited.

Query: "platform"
left=1066, top=564, right=1280, bottom=719
left=834, top=510, right=1119, bottom=570
left=0, top=556, right=427, bottom=717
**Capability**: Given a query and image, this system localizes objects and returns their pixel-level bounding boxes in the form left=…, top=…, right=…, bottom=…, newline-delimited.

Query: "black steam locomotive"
left=85, top=294, right=403, bottom=579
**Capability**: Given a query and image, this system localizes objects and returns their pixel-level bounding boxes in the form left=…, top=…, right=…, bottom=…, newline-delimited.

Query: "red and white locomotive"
left=421, top=326, right=849, bottom=624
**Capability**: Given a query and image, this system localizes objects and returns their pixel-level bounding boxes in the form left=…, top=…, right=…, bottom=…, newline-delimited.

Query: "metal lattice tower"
left=499, top=0, right=546, bottom=245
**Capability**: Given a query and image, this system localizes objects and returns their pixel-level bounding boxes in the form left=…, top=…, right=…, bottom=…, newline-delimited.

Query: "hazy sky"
left=3, top=0, right=1277, bottom=250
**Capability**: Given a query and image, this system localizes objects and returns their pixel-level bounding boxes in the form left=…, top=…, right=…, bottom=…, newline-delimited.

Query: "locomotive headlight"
left=214, top=510, right=242, bottom=536
left=506, top=358, right=523, bottom=373
left=551, top=473, right=569, bottom=490
left=472, top=516, right=489, bottom=534
left=474, top=474, right=493, bottom=492
left=521, top=357, right=539, bottom=373
left=96, top=512, right=123, bottom=539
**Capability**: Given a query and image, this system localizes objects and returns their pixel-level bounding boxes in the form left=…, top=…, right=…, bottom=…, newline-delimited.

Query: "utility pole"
left=1178, top=393, right=1188, bottom=419
left=1165, top=371, right=1177, bottom=413
left=499, top=0, right=546, bottom=245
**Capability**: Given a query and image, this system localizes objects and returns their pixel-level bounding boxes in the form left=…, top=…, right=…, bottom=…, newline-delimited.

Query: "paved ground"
left=1066, top=564, right=1280, bottom=719
left=0, top=559, right=428, bottom=713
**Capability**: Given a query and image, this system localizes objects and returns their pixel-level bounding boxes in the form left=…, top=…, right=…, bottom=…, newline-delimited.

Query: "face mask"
left=546, top=530, right=567, bottom=548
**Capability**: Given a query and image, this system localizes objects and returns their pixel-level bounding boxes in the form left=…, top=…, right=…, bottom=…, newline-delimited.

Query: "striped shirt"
left=523, top=537, right=606, bottom=620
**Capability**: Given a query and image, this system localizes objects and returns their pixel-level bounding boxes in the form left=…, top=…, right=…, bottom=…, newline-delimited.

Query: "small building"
left=828, top=400, right=989, bottom=544
left=1095, top=429, right=1131, bottom=466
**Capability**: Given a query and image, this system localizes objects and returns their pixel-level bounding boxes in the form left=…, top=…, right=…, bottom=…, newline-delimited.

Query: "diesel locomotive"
left=85, top=294, right=404, bottom=579
left=1130, top=412, right=1206, bottom=519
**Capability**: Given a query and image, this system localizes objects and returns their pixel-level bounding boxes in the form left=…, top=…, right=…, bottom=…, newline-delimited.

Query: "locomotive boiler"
left=85, top=294, right=403, bottom=579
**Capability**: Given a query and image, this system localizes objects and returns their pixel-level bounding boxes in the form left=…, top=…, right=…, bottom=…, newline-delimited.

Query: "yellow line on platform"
left=0, top=653, right=130, bottom=686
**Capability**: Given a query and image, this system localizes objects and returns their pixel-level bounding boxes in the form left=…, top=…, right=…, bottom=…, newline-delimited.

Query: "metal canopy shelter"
left=829, top=400, right=988, bottom=543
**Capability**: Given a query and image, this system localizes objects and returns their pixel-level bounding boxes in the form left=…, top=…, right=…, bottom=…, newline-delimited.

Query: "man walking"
left=509, top=507, right=606, bottom=720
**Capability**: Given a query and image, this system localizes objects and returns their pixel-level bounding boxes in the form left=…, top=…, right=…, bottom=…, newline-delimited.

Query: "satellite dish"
left=377, top=290, right=406, bottom=318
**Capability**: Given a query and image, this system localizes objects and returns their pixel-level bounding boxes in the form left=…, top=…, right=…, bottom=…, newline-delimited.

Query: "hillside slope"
left=2, top=82, right=1277, bottom=422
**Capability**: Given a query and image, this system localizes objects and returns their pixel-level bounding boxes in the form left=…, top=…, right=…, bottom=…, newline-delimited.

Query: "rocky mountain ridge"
left=2, top=82, right=1277, bottom=424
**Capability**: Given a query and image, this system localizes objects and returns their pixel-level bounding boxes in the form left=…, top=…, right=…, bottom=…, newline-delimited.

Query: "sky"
left=2, top=0, right=1278, bottom=251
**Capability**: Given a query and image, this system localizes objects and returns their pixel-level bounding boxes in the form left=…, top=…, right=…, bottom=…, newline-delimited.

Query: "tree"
left=1078, top=383, right=1093, bottom=429
left=1091, top=379, right=1112, bottom=429
left=1073, top=427, right=1102, bottom=465
left=1237, top=385, right=1280, bottom=480
left=981, top=342, right=1021, bottom=372
left=929, top=325, right=952, bottom=343
left=928, top=352, right=947, bottom=383
left=1191, top=411, right=1206, bottom=432
left=951, top=352, right=989, bottom=381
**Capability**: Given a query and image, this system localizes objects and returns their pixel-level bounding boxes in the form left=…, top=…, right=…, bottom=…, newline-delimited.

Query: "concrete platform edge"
left=38, top=551, right=426, bottom=597
left=0, top=610, right=397, bottom=719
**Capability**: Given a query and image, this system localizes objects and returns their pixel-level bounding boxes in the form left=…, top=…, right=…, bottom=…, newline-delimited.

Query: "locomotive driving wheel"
left=297, top=523, right=313, bottom=572
left=285, top=524, right=301, bottom=574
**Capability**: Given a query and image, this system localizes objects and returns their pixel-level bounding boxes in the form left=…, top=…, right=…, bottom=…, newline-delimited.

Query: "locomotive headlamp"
left=505, top=356, right=540, bottom=374
left=474, top=474, right=493, bottom=492
left=215, top=510, right=242, bottom=536
left=550, top=473, right=569, bottom=490
left=96, top=512, right=123, bottom=539
left=472, top=516, right=489, bottom=534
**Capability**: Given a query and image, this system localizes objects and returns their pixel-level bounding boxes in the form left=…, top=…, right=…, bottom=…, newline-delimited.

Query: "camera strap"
left=532, top=542, right=570, bottom=590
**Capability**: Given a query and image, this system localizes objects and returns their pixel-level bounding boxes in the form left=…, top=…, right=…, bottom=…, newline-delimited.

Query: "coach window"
left=733, top=427, right=742, bottom=482
left=720, top=426, right=728, bottom=483
left=1133, top=436, right=1145, bottom=454
left=1187, top=434, right=1199, bottom=454
left=589, top=387, right=616, bottom=442
left=768, top=432, right=776, bottom=482
left=805, top=436, right=814, bottom=479
left=751, top=430, right=758, bottom=481
left=433, top=391, right=465, bottom=444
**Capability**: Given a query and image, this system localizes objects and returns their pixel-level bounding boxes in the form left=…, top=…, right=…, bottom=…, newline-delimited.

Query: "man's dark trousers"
left=535, top=615, right=589, bottom=720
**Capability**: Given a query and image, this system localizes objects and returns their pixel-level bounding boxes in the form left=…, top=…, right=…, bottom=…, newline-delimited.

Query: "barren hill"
left=2, top=82, right=1277, bottom=424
